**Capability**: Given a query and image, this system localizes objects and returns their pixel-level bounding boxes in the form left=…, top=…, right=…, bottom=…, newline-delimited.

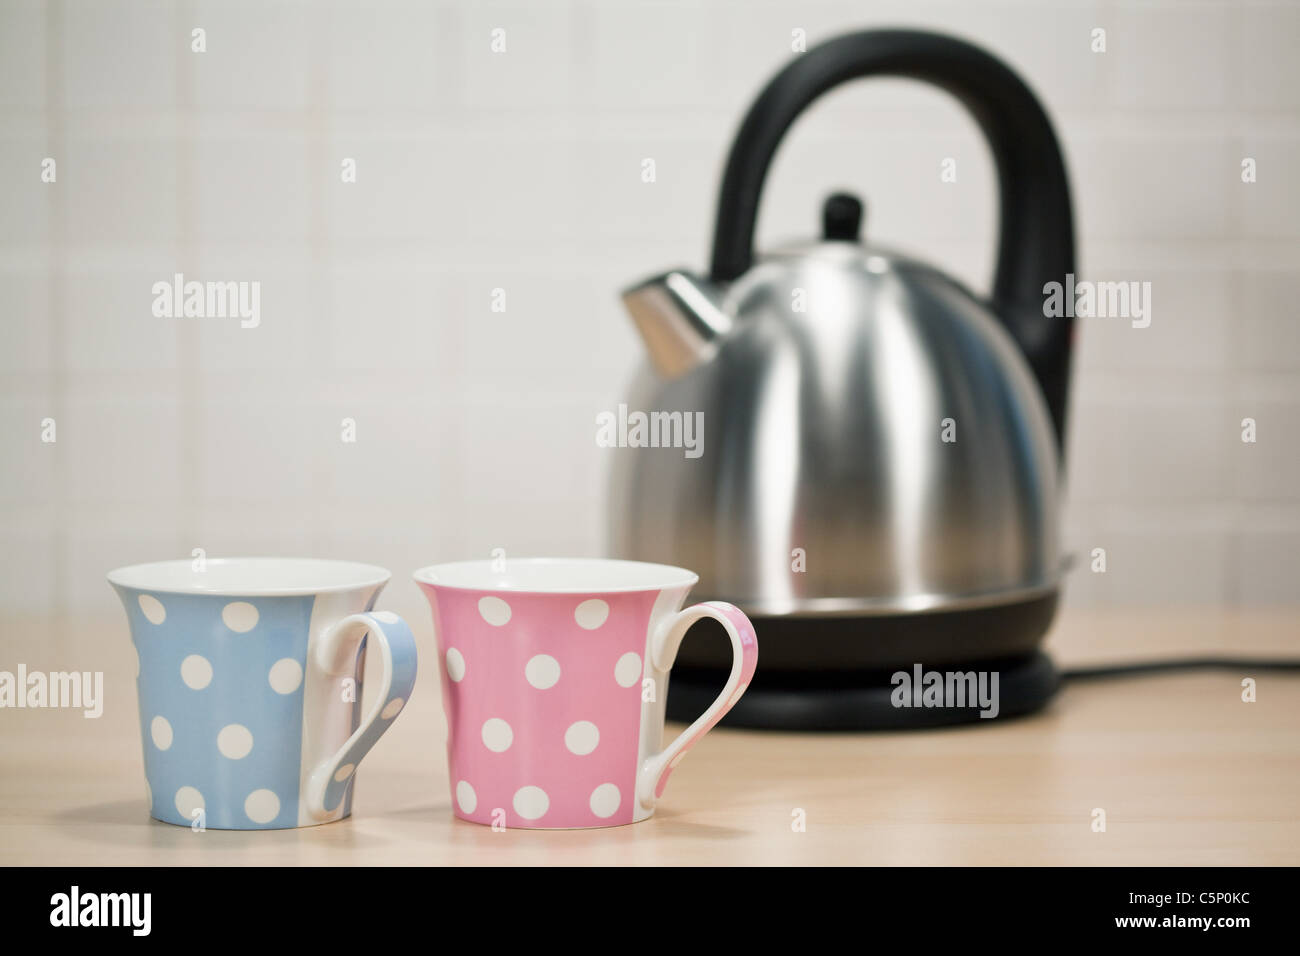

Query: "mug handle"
left=636, top=601, right=758, bottom=806
left=305, top=611, right=418, bottom=821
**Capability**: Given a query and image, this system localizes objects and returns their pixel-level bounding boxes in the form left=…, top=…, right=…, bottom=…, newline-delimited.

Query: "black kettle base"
left=665, top=651, right=1060, bottom=731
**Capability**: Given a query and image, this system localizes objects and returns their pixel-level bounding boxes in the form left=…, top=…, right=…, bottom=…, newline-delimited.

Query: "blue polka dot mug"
left=108, top=558, right=418, bottom=830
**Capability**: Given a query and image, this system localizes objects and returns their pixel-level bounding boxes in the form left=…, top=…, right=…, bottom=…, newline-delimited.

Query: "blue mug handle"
left=305, top=611, right=418, bottom=820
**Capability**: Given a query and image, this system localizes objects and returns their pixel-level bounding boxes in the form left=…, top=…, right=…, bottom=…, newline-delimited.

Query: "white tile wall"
left=1, top=0, right=1298, bottom=626
left=0, top=261, right=53, bottom=373
left=1238, top=4, right=1300, bottom=111
left=64, top=391, right=186, bottom=506
left=0, top=127, right=53, bottom=243
left=192, top=132, right=314, bottom=242
left=63, top=132, right=181, bottom=243
left=61, top=0, right=178, bottom=111
left=1238, top=134, right=1300, bottom=238
left=1234, top=270, right=1300, bottom=373
left=189, top=0, right=313, bottom=112
left=325, top=2, right=450, bottom=112
left=0, top=0, right=46, bottom=111
left=1111, top=4, right=1232, bottom=110
left=63, top=257, right=185, bottom=371
left=458, top=2, right=579, bottom=111
left=0, top=397, right=60, bottom=505
left=325, top=129, right=462, bottom=241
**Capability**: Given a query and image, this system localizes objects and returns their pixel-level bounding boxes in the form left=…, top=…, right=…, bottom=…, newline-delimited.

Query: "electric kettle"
left=608, top=29, right=1077, bottom=729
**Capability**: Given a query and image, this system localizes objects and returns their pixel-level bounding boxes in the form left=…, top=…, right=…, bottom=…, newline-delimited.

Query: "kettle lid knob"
left=821, top=192, right=864, bottom=242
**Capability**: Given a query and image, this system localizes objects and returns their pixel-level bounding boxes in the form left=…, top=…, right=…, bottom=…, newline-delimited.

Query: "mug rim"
left=106, top=557, right=391, bottom=597
left=412, top=557, right=699, bottom=595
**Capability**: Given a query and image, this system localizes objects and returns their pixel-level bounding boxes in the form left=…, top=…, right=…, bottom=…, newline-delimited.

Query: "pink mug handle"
left=636, top=601, right=758, bottom=805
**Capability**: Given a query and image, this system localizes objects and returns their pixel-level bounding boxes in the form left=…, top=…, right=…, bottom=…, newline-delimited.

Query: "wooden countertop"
left=2, top=607, right=1297, bottom=865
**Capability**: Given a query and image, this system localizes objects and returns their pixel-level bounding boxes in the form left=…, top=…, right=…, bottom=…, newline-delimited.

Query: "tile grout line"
left=177, top=2, right=201, bottom=558
left=309, top=1, right=332, bottom=555
left=46, top=0, right=69, bottom=645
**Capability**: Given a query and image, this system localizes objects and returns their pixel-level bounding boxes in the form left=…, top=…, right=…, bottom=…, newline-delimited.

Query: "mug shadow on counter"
left=382, top=802, right=749, bottom=843
left=55, top=797, right=750, bottom=852
left=53, top=799, right=395, bottom=853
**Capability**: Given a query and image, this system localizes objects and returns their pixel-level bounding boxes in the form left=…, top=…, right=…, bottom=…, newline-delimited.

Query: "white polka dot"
left=150, top=716, right=173, bottom=750
left=217, top=724, right=253, bottom=759
left=481, top=718, right=513, bottom=752
left=180, top=654, right=212, bottom=690
left=370, top=610, right=401, bottom=623
left=244, top=789, right=280, bottom=824
left=574, top=598, right=610, bottom=629
left=138, top=594, right=165, bottom=625
left=268, top=658, right=303, bottom=694
left=221, top=601, right=259, bottom=633
left=174, top=785, right=204, bottom=818
left=525, top=654, right=561, bottom=689
left=380, top=697, right=404, bottom=720
left=445, top=648, right=465, bottom=682
left=590, top=783, right=621, bottom=818
left=333, top=763, right=355, bottom=782
left=565, top=720, right=600, bottom=755
left=456, top=780, right=477, bottom=814
left=477, top=596, right=511, bottom=626
left=513, top=786, right=549, bottom=821
left=614, top=651, right=642, bottom=687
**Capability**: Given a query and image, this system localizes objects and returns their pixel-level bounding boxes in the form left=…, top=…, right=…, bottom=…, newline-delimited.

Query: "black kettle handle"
left=709, top=29, right=1075, bottom=449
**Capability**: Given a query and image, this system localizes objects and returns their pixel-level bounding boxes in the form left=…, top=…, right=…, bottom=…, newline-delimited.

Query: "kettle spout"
left=621, top=270, right=732, bottom=378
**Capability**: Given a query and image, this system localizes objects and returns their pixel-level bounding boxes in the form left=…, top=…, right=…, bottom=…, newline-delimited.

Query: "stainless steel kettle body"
left=609, top=30, right=1077, bottom=727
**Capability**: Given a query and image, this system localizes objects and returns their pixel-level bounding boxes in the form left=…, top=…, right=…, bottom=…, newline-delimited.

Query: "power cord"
left=1063, top=657, right=1300, bottom=680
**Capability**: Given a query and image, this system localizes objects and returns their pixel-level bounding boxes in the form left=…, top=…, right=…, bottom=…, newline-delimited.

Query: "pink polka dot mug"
left=414, top=558, right=758, bottom=829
